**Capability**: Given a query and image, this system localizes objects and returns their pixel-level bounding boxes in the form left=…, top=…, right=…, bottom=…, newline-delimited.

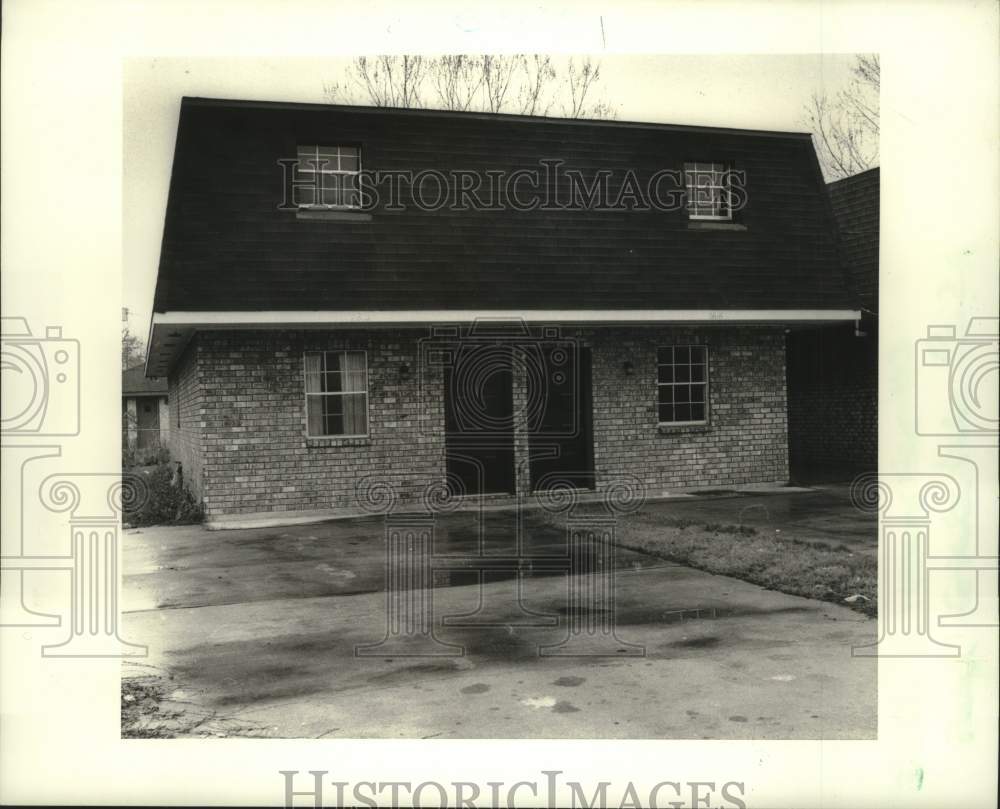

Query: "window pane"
left=304, top=353, right=322, bottom=391
left=316, top=146, right=340, bottom=170
left=295, top=185, right=317, bottom=206
left=340, top=151, right=360, bottom=172
left=342, top=393, right=367, bottom=434
left=320, top=173, right=343, bottom=191
left=306, top=395, right=325, bottom=435
left=322, top=370, right=343, bottom=393
left=343, top=352, right=367, bottom=392
left=324, top=409, right=345, bottom=436
left=656, top=345, right=708, bottom=424
left=297, top=145, right=318, bottom=168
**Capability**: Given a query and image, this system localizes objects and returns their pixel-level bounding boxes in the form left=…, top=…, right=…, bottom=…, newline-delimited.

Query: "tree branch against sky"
left=121, top=307, right=146, bottom=370
left=324, top=54, right=617, bottom=119
left=804, top=54, right=880, bottom=180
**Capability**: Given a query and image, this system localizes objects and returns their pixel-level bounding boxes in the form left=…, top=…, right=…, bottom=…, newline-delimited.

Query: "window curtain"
left=342, top=352, right=367, bottom=434
left=304, top=353, right=325, bottom=435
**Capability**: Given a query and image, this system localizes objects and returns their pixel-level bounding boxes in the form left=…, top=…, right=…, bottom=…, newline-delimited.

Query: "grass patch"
left=609, top=515, right=876, bottom=616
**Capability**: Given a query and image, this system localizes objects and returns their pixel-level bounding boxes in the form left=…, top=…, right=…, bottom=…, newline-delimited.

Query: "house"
left=786, top=167, right=878, bottom=482
left=122, top=364, right=169, bottom=451
left=145, top=97, right=859, bottom=523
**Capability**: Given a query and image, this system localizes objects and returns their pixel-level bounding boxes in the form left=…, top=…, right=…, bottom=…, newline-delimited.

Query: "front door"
left=528, top=345, right=595, bottom=490
left=443, top=345, right=516, bottom=495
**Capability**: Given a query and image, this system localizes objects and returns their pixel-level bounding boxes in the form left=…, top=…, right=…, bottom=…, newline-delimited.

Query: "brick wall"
left=580, top=326, right=789, bottom=494
left=168, top=338, right=206, bottom=500
left=194, top=329, right=447, bottom=517
left=177, top=325, right=789, bottom=518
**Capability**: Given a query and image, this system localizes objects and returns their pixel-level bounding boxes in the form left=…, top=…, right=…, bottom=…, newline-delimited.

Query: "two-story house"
left=146, top=97, right=858, bottom=525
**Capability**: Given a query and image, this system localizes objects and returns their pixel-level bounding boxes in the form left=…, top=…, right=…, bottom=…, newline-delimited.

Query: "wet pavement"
left=122, top=488, right=877, bottom=739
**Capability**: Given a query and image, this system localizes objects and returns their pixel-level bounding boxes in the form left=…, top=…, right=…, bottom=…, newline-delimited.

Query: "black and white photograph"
left=120, top=53, right=882, bottom=742
left=1, top=1, right=997, bottom=806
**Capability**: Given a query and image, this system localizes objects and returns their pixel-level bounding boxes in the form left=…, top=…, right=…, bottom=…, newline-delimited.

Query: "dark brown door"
left=528, top=345, right=595, bottom=490
left=444, top=345, right=516, bottom=495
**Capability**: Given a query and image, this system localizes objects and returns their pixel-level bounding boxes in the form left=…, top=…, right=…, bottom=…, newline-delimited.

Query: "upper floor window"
left=684, top=162, right=732, bottom=221
left=657, top=345, right=709, bottom=425
left=304, top=350, right=369, bottom=437
left=296, top=145, right=361, bottom=209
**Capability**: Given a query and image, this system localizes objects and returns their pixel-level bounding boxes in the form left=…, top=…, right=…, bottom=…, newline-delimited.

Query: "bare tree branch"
left=324, top=54, right=614, bottom=119
left=804, top=54, right=880, bottom=179
left=431, top=55, right=484, bottom=111
left=481, top=55, right=523, bottom=113
left=515, top=55, right=556, bottom=116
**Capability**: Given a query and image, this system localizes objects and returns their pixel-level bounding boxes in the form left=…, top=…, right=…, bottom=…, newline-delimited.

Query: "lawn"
left=584, top=510, right=877, bottom=617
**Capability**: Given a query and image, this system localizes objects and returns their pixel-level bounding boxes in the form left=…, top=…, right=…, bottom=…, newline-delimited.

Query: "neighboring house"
left=122, top=365, right=169, bottom=451
left=145, top=97, right=858, bottom=522
left=786, top=167, right=879, bottom=482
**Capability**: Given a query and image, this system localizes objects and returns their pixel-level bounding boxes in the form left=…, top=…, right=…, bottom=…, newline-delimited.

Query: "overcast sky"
left=123, top=53, right=860, bottom=339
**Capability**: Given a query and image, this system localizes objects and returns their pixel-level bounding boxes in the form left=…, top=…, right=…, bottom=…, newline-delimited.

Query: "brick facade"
left=169, top=340, right=206, bottom=499
left=168, top=326, right=790, bottom=518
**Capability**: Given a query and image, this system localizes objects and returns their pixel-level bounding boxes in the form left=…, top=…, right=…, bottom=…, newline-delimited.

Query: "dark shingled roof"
left=152, top=97, right=852, bottom=313
left=827, top=167, right=879, bottom=314
left=123, top=365, right=168, bottom=396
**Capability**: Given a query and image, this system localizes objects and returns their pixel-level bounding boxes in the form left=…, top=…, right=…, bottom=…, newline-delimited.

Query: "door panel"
left=528, top=345, right=595, bottom=490
left=444, top=345, right=516, bottom=495
left=136, top=399, right=160, bottom=449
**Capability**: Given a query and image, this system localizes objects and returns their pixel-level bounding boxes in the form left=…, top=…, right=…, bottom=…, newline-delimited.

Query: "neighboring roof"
left=152, top=97, right=851, bottom=316
left=827, top=167, right=879, bottom=315
left=123, top=365, right=168, bottom=396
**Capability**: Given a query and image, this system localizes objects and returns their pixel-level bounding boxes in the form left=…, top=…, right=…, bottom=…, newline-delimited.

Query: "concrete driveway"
left=122, top=493, right=876, bottom=739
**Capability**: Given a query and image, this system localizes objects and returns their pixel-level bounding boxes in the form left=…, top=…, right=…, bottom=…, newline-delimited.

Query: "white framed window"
left=684, top=162, right=732, bottom=221
left=657, top=345, right=709, bottom=425
left=295, top=145, right=362, bottom=209
left=304, top=351, right=369, bottom=437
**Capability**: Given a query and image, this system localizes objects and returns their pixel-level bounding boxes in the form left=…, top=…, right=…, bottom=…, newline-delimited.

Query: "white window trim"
left=685, top=162, right=733, bottom=222
left=656, top=344, right=710, bottom=426
left=303, top=350, right=370, bottom=438
left=296, top=145, right=362, bottom=211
